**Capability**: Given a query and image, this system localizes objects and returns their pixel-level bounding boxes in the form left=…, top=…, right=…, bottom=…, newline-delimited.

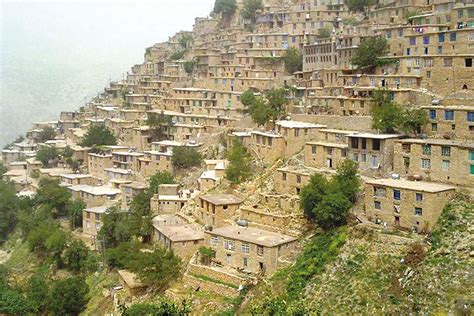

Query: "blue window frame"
left=429, top=110, right=436, bottom=120
left=409, top=37, right=416, bottom=45
left=467, top=112, right=474, bottom=122
left=393, top=190, right=401, bottom=200
left=374, top=201, right=381, bottom=209
left=444, top=110, right=454, bottom=121
left=423, top=36, right=430, bottom=45
left=450, top=32, right=457, bottom=42
left=438, top=33, right=445, bottom=43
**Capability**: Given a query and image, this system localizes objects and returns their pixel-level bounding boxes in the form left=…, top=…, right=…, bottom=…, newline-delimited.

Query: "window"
left=224, top=239, right=235, bottom=251
left=415, top=207, right=423, bottom=216
left=423, top=36, right=430, bottom=45
left=257, top=245, right=264, bottom=256
left=361, top=153, right=367, bottom=162
left=374, top=201, right=381, bottom=209
left=374, top=186, right=386, bottom=197
left=441, top=146, right=451, bottom=157
left=311, top=145, right=317, bottom=154
left=416, top=193, right=423, bottom=202
left=361, top=138, right=367, bottom=150
left=296, top=175, right=301, bottom=183
left=409, top=37, right=416, bottom=45
left=431, top=123, right=438, bottom=131
left=393, top=190, right=401, bottom=200
left=466, top=58, right=473, bottom=67
left=422, top=144, right=431, bottom=155
left=211, top=236, right=219, bottom=246
left=471, top=164, right=474, bottom=175
left=469, top=8, right=474, bottom=18
left=467, top=112, right=474, bottom=122
left=470, top=150, right=474, bottom=161
left=438, top=33, right=445, bottom=43
left=429, top=110, right=436, bottom=120
left=353, top=153, right=359, bottom=162
left=450, top=32, right=457, bottom=42
left=444, top=58, right=453, bottom=67
left=421, top=159, right=431, bottom=169
left=282, top=172, right=287, bottom=181
left=351, top=138, right=359, bottom=149
left=442, top=160, right=450, bottom=171
left=241, top=242, right=250, bottom=253
left=444, top=110, right=454, bottom=121
left=372, top=139, right=381, bottom=151
left=243, top=257, right=248, bottom=267
left=402, top=144, right=411, bottom=153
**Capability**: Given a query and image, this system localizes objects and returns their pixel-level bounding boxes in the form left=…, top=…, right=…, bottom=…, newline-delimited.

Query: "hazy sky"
left=0, top=0, right=215, bottom=146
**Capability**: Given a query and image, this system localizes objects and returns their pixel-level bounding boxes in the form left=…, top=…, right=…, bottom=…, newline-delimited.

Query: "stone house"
left=347, top=133, right=404, bottom=175
left=152, top=224, right=204, bottom=260
left=150, top=184, right=196, bottom=215
left=198, top=160, right=228, bottom=191
left=88, top=153, right=113, bottom=178
left=198, top=194, right=244, bottom=228
left=304, top=141, right=348, bottom=169
left=205, top=225, right=297, bottom=275
left=393, top=138, right=474, bottom=188
left=274, top=167, right=313, bottom=196
left=69, top=184, right=121, bottom=207
left=364, top=178, right=455, bottom=232
left=83, top=205, right=108, bottom=237
left=121, top=181, right=148, bottom=211
left=59, top=174, right=98, bottom=187
left=422, top=105, right=474, bottom=140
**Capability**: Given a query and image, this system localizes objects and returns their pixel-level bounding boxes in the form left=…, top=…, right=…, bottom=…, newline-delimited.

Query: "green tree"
left=179, top=33, right=193, bottom=50
left=225, top=140, right=253, bottom=184
left=346, top=0, right=373, bottom=13
left=81, top=125, right=117, bottom=147
left=26, top=272, right=50, bottom=313
left=48, top=276, right=89, bottom=316
left=169, top=50, right=186, bottom=61
left=0, top=164, right=7, bottom=178
left=148, top=171, right=175, bottom=194
left=184, top=60, right=197, bottom=75
left=127, top=247, right=183, bottom=291
left=62, top=145, right=74, bottom=159
left=67, top=199, right=86, bottom=229
left=312, top=192, right=353, bottom=230
left=243, top=88, right=288, bottom=126
left=147, top=111, right=174, bottom=142
left=398, top=107, right=429, bottom=135
left=0, top=288, right=31, bottom=315
left=319, top=26, right=331, bottom=38
left=99, top=209, right=133, bottom=248
left=299, top=174, right=328, bottom=221
left=241, top=0, right=263, bottom=24
left=63, top=240, right=90, bottom=272
left=240, top=90, right=257, bottom=107
left=213, top=0, right=237, bottom=16
left=282, top=48, right=303, bottom=74
left=351, top=37, right=389, bottom=71
left=45, top=228, right=68, bottom=266
left=172, top=147, right=202, bottom=169
left=36, top=146, right=59, bottom=166
left=123, top=299, right=191, bottom=316
left=299, top=160, right=360, bottom=229
left=371, top=99, right=402, bottom=133
left=35, top=178, right=72, bottom=217
left=0, top=181, right=19, bottom=242
left=38, top=126, right=56, bottom=142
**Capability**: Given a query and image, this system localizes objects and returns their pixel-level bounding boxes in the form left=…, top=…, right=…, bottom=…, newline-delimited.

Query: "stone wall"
left=291, top=114, right=373, bottom=132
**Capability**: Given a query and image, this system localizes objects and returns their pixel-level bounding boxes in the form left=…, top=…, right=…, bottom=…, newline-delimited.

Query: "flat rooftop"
left=396, top=138, right=474, bottom=149
left=85, top=206, right=109, bottom=214
left=155, top=225, right=204, bottom=242
left=208, top=226, right=297, bottom=247
left=68, top=185, right=121, bottom=196
left=276, top=120, right=326, bottom=129
left=347, top=132, right=403, bottom=139
left=365, top=178, right=456, bottom=193
left=200, top=194, right=244, bottom=205
left=306, top=141, right=348, bottom=149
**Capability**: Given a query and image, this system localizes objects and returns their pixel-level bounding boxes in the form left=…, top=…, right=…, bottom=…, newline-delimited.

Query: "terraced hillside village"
left=1, top=0, right=473, bottom=314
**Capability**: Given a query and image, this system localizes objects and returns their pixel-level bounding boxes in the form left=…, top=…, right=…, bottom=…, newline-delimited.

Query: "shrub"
left=241, top=0, right=263, bottom=24
left=199, top=246, right=216, bottom=265
left=352, top=37, right=389, bottom=71
left=169, top=50, right=186, bottom=61
left=213, top=0, right=237, bottom=16
left=404, top=242, right=426, bottom=268
left=123, top=299, right=191, bottom=316
left=172, top=147, right=202, bottom=169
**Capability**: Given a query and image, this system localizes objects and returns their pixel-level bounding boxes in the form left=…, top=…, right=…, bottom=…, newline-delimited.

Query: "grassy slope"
left=240, top=200, right=473, bottom=314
